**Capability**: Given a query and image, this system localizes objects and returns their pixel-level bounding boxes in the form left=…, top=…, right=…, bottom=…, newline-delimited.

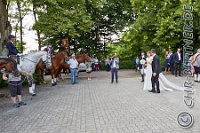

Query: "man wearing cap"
left=7, top=35, right=19, bottom=56
left=68, top=53, right=79, bottom=85
left=6, top=35, right=21, bottom=64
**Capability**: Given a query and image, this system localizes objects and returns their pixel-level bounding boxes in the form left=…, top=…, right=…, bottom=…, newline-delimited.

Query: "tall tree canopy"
left=32, top=0, right=134, bottom=58
left=115, top=0, right=200, bottom=60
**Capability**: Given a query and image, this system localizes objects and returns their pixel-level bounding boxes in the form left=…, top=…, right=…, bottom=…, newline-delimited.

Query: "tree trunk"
left=16, top=0, right=23, bottom=52
left=33, top=4, right=41, bottom=50
left=0, top=0, right=11, bottom=56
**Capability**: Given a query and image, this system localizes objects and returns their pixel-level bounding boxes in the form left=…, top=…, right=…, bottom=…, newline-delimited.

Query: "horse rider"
left=6, top=35, right=21, bottom=64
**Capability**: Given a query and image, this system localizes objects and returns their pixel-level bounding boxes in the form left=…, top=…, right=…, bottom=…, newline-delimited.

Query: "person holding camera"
left=110, top=53, right=119, bottom=83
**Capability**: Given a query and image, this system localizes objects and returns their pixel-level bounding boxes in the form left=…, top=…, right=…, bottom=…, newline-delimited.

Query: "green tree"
left=116, top=0, right=200, bottom=60
left=33, top=0, right=93, bottom=45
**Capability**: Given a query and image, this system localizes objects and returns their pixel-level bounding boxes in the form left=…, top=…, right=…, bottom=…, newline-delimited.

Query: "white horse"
left=17, top=51, right=49, bottom=96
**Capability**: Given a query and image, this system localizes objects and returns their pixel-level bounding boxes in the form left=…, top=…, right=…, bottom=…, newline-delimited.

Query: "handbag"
left=86, top=67, right=92, bottom=72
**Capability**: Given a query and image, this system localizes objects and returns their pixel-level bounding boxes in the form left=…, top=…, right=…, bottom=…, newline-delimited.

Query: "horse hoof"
left=32, top=93, right=36, bottom=96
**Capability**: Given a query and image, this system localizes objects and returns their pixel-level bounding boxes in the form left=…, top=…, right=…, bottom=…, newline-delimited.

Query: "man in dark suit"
left=174, top=48, right=182, bottom=77
left=169, top=52, right=175, bottom=75
left=6, top=35, right=20, bottom=64
left=7, top=35, right=19, bottom=56
left=150, top=49, right=162, bottom=93
left=138, top=51, right=146, bottom=82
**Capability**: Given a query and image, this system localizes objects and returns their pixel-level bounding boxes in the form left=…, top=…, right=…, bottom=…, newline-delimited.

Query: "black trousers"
left=151, top=74, right=160, bottom=92
left=175, top=61, right=182, bottom=76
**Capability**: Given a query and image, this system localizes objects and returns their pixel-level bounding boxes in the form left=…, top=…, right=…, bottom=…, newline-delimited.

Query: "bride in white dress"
left=143, top=51, right=184, bottom=91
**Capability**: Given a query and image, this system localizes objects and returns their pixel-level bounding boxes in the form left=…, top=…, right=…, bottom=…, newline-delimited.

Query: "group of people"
left=164, top=48, right=182, bottom=77
left=2, top=35, right=26, bottom=108
left=1, top=35, right=94, bottom=108
left=164, top=48, right=200, bottom=82
left=138, top=49, right=162, bottom=93
left=137, top=48, right=200, bottom=94
left=2, top=34, right=199, bottom=108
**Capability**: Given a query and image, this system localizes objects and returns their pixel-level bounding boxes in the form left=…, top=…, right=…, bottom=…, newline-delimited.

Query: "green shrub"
left=99, top=59, right=136, bottom=70
left=0, top=76, right=7, bottom=88
left=119, top=60, right=136, bottom=69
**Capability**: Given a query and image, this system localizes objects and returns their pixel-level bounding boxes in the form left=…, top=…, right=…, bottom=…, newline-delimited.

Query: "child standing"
left=86, top=61, right=92, bottom=80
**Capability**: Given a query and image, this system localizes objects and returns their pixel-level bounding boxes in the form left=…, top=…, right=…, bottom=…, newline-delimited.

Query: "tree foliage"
left=32, top=0, right=134, bottom=59
left=114, top=0, right=200, bottom=60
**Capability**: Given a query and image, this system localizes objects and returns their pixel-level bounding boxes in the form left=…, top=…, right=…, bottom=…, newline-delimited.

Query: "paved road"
left=0, top=70, right=200, bottom=133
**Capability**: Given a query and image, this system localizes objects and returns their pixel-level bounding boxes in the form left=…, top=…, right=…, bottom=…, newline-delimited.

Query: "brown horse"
left=0, top=58, right=19, bottom=76
left=51, top=52, right=69, bottom=86
left=76, top=54, right=90, bottom=63
left=35, top=59, right=46, bottom=84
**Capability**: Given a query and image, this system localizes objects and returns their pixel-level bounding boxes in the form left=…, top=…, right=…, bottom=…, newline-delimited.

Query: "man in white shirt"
left=68, top=53, right=78, bottom=84
left=110, top=53, right=119, bottom=83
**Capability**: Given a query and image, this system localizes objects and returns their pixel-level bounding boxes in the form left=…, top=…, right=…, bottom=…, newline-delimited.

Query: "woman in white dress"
left=143, top=51, right=153, bottom=91
left=143, top=51, right=184, bottom=91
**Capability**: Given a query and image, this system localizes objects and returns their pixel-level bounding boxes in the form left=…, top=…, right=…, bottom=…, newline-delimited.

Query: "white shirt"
left=113, top=60, right=116, bottom=68
left=68, top=58, right=78, bottom=69
left=178, top=52, right=181, bottom=61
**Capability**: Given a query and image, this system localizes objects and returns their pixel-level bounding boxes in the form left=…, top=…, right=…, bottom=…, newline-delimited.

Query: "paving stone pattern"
left=0, top=71, right=200, bottom=133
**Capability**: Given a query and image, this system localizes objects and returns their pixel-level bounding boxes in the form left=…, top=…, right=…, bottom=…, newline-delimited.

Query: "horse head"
left=0, top=58, right=20, bottom=77
left=85, top=54, right=91, bottom=62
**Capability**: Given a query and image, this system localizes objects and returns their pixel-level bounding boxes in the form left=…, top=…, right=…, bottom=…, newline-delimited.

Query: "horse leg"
left=54, top=70, right=59, bottom=85
left=41, top=68, right=47, bottom=84
left=28, top=75, right=36, bottom=96
left=51, top=74, right=56, bottom=86
left=32, top=82, right=36, bottom=96
left=51, top=68, right=56, bottom=86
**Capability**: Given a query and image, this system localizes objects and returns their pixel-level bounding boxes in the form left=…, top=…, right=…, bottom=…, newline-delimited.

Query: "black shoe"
left=157, top=91, right=160, bottom=93
left=141, top=80, right=144, bottom=82
left=13, top=103, right=20, bottom=108
left=19, top=102, right=27, bottom=106
left=149, top=90, right=156, bottom=93
left=194, top=80, right=198, bottom=82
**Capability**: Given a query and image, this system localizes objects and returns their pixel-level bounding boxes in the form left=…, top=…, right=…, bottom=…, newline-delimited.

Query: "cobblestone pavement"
left=0, top=70, right=200, bottom=133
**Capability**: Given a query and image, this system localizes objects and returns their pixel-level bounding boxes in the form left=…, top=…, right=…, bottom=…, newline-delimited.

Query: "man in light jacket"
left=110, top=53, right=119, bottom=83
